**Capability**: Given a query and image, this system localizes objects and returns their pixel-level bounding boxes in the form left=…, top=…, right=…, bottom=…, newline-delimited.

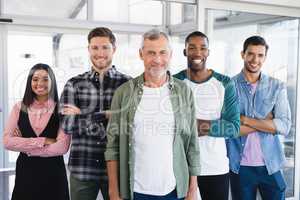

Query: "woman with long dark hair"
left=3, top=63, right=70, bottom=200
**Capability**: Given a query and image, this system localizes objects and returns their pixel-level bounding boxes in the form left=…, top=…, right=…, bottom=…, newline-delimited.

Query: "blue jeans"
left=230, top=166, right=286, bottom=200
left=133, top=190, right=184, bottom=200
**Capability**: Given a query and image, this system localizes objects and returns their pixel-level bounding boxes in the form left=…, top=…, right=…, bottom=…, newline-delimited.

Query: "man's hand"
left=105, top=110, right=112, bottom=119
left=197, top=119, right=210, bottom=137
left=109, top=192, right=123, bottom=200
left=265, top=112, right=274, bottom=120
left=185, top=176, right=198, bottom=200
left=240, top=115, right=247, bottom=125
left=240, top=113, right=276, bottom=134
left=185, top=186, right=198, bottom=200
left=61, top=104, right=81, bottom=115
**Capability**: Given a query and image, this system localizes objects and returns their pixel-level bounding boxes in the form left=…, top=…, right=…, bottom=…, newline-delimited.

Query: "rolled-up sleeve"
left=186, top=87, right=201, bottom=176
left=27, top=129, right=71, bottom=157
left=105, top=89, right=122, bottom=161
left=3, top=103, right=46, bottom=152
left=273, top=84, right=291, bottom=136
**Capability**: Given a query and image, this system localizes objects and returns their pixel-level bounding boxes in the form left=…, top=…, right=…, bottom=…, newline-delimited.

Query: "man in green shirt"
left=105, top=29, right=201, bottom=200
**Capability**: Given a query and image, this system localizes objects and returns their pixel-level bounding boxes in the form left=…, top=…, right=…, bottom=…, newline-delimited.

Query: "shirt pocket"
left=76, top=85, right=99, bottom=112
left=255, top=98, right=275, bottom=118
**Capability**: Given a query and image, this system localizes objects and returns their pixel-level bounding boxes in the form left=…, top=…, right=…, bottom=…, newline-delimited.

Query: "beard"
left=148, top=66, right=168, bottom=78
left=91, top=58, right=112, bottom=71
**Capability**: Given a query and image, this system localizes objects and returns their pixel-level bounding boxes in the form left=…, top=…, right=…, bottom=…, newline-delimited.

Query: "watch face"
left=87, top=122, right=106, bottom=140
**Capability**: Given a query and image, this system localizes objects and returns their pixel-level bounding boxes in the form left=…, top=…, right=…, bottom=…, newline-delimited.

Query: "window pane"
left=3, top=0, right=87, bottom=19
left=170, top=36, right=186, bottom=74
left=93, top=0, right=162, bottom=25
left=182, top=4, right=196, bottom=23
left=0, top=171, right=15, bottom=200
left=170, top=3, right=183, bottom=25
left=170, top=2, right=196, bottom=25
left=9, top=174, right=14, bottom=199
left=74, top=2, right=87, bottom=20
left=56, top=34, right=90, bottom=93
left=114, top=34, right=143, bottom=77
left=129, top=0, right=162, bottom=24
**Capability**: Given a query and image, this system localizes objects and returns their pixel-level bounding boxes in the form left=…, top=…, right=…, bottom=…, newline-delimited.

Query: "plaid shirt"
left=60, top=66, right=130, bottom=181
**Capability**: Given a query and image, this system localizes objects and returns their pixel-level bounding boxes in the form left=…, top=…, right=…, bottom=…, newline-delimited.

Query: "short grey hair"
left=140, top=29, right=172, bottom=49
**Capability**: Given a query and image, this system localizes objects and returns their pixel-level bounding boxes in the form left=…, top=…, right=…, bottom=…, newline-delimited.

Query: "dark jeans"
left=70, top=174, right=108, bottom=200
left=230, top=166, right=286, bottom=200
left=197, top=173, right=229, bottom=200
left=133, top=189, right=183, bottom=200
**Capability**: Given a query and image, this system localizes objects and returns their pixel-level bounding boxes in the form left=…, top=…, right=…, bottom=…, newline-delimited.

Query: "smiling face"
left=139, top=35, right=172, bottom=81
left=31, top=69, right=50, bottom=100
left=185, top=36, right=209, bottom=71
left=88, top=36, right=116, bottom=72
left=241, top=44, right=267, bottom=74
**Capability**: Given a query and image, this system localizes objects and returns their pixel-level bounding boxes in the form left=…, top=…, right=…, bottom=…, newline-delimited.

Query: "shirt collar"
left=236, top=70, right=267, bottom=85
left=88, top=65, right=117, bottom=80
left=136, top=71, right=174, bottom=90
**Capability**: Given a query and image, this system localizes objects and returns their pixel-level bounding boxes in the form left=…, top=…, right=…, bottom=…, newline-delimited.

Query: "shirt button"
left=129, top=143, right=131, bottom=147
left=96, top=160, right=99, bottom=162
left=138, top=91, right=142, bottom=95
left=97, top=142, right=100, bottom=145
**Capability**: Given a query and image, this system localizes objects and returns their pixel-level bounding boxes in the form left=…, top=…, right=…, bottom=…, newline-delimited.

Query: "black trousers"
left=229, top=170, right=242, bottom=200
left=197, top=173, right=229, bottom=200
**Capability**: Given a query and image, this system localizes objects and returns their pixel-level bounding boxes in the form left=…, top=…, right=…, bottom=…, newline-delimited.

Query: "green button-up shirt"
left=105, top=73, right=201, bottom=199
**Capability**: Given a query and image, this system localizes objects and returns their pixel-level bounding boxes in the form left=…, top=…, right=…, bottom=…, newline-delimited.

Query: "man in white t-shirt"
left=105, top=29, right=201, bottom=200
left=174, top=31, right=240, bottom=200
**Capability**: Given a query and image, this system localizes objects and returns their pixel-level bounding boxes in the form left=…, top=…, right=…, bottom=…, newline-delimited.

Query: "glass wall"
left=93, top=0, right=163, bottom=24
left=3, top=0, right=87, bottom=19
left=207, top=9, right=299, bottom=198
left=170, top=2, right=197, bottom=25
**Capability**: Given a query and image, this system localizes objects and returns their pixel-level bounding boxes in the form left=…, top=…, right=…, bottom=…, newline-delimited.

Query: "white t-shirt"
left=185, top=78, right=229, bottom=175
left=133, top=83, right=176, bottom=195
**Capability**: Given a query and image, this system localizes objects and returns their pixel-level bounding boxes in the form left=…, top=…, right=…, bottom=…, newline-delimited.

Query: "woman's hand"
left=12, top=128, right=22, bottom=137
left=45, top=138, right=56, bottom=145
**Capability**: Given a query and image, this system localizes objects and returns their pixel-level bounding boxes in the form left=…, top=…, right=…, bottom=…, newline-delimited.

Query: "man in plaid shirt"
left=60, top=27, right=130, bottom=200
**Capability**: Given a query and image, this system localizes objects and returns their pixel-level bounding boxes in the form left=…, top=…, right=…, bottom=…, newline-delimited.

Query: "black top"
left=11, top=105, right=69, bottom=200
